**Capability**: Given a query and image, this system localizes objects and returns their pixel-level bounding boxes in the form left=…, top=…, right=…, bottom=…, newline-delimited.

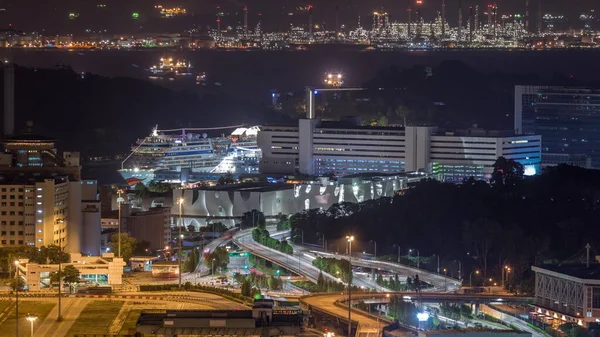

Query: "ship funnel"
left=3, top=61, right=14, bottom=137
left=306, top=87, right=315, bottom=119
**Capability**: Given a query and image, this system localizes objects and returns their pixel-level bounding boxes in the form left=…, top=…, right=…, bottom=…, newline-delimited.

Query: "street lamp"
left=177, top=197, right=184, bottom=289
left=369, top=240, right=377, bottom=258
left=454, top=260, right=462, bottom=281
left=57, top=258, right=63, bottom=321
left=443, top=268, right=447, bottom=291
left=317, top=232, right=326, bottom=251
left=212, top=258, right=216, bottom=275
left=409, top=249, right=420, bottom=268
left=14, top=260, right=20, bottom=337
left=392, top=244, right=401, bottom=263
left=346, top=235, right=354, bottom=337
left=469, top=270, right=480, bottom=287
left=293, top=228, right=304, bottom=246
left=116, top=189, right=125, bottom=258
left=502, top=265, right=511, bottom=290
left=26, top=314, right=37, bottom=337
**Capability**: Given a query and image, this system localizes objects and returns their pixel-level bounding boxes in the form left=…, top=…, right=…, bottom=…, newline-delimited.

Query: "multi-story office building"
left=258, top=119, right=541, bottom=182
left=0, top=131, right=101, bottom=255
left=515, top=85, right=600, bottom=168
left=122, top=206, right=171, bottom=251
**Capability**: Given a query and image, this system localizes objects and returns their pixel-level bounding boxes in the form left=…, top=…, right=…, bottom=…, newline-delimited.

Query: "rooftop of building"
left=533, top=263, right=600, bottom=280
left=0, top=174, right=72, bottom=185
left=419, top=329, right=530, bottom=335
left=127, top=206, right=171, bottom=217
left=2, top=133, right=56, bottom=143
left=317, top=120, right=406, bottom=131
left=262, top=120, right=527, bottom=138
left=152, top=261, right=179, bottom=266
left=534, top=86, right=600, bottom=94
left=342, top=171, right=428, bottom=179
left=1, top=122, right=56, bottom=143
left=101, top=210, right=119, bottom=219
left=433, top=125, right=522, bottom=138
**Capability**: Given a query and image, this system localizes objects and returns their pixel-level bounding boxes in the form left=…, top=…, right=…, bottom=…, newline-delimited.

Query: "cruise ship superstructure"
left=119, top=126, right=261, bottom=185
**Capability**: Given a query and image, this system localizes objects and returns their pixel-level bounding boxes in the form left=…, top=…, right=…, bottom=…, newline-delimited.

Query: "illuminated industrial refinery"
left=1, top=2, right=598, bottom=50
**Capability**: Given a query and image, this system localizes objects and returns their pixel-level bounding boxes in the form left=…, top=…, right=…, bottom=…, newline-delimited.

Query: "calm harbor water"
left=7, top=48, right=600, bottom=101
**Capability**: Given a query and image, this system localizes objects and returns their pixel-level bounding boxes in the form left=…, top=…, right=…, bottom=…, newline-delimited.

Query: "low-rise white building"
left=258, top=120, right=542, bottom=182
left=172, top=172, right=434, bottom=229
left=16, top=253, right=125, bottom=292
left=532, top=263, right=600, bottom=328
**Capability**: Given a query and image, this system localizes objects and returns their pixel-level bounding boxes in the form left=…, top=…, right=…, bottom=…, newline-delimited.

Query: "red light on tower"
left=488, top=4, right=493, bottom=8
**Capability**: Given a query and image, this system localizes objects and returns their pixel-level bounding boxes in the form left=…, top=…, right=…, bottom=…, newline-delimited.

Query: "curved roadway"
left=235, top=228, right=538, bottom=337
left=233, top=228, right=388, bottom=291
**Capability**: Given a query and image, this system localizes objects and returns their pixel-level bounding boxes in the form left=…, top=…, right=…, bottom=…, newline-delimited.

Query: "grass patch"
left=527, top=323, right=551, bottom=337
left=66, top=300, right=124, bottom=335
left=119, top=309, right=142, bottom=335
left=510, top=324, right=522, bottom=331
left=292, top=281, right=320, bottom=292
left=0, top=301, right=55, bottom=337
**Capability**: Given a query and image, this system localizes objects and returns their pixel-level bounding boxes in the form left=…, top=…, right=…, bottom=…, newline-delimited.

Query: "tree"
left=317, top=271, right=325, bottom=290
left=133, top=183, right=148, bottom=198
left=241, top=279, right=252, bottom=296
left=208, top=222, right=228, bottom=233
left=268, top=276, right=282, bottom=290
left=108, top=233, right=137, bottom=262
left=50, top=265, right=81, bottom=292
left=185, top=249, right=200, bottom=272
left=205, top=246, right=230, bottom=272
left=241, top=210, right=266, bottom=229
left=462, top=218, right=502, bottom=278
left=394, top=103, right=412, bottom=126
left=491, top=156, right=524, bottom=188
left=60, top=265, right=81, bottom=293
left=31, top=245, right=69, bottom=264
left=147, top=181, right=173, bottom=193
left=217, top=172, right=236, bottom=185
left=276, top=215, right=290, bottom=231
left=10, top=277, right=25, bottom=291
left=133, top=240, right=151, bottom=256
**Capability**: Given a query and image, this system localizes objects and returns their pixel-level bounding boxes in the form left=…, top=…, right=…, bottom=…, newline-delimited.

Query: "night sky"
left=1, top=0, right=597, bottom=34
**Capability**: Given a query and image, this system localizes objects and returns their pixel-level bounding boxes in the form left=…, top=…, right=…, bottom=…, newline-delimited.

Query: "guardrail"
left=284, top=231, right=461, bottom=287
left=232, top=231, right=340, bottom=284
left=298, top=292, right=414, bottom=337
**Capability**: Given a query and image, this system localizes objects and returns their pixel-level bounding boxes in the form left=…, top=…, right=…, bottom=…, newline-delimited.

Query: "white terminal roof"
left=231, top=126, right=260, bottom=136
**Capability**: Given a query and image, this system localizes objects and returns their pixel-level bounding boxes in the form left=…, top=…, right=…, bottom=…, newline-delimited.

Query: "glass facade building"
left=515, top=85, right=600, bottom=168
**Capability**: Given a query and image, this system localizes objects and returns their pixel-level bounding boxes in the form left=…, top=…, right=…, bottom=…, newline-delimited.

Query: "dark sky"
left=1, top=0, right=597, bottom=34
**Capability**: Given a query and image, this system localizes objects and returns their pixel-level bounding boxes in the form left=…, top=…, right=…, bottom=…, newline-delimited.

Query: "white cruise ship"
left=118, top=126, right=261, bottom=185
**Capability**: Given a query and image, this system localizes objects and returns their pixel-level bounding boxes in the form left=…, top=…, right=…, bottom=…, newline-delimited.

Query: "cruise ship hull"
left=119, top=126, right=261, bottom=185
left=118, top=169, right=155, bottom=186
